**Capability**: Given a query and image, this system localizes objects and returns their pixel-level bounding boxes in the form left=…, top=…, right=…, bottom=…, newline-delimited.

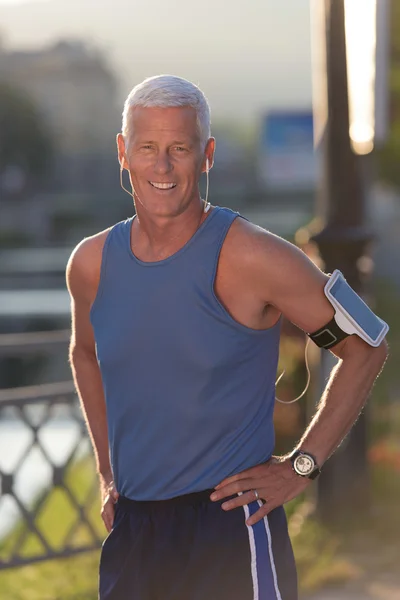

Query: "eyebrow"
left=136, top=140, right=191, bottom=145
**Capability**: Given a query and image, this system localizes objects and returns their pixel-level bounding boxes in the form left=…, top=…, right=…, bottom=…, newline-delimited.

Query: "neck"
left=131, top=198, right=210, bottom=261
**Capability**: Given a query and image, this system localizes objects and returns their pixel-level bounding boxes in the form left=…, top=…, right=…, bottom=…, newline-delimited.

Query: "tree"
left=0, top=82, right=54, bottom=191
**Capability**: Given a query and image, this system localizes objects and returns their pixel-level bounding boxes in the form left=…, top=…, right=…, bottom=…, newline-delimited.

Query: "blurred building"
left=0, top=39, right=119, bottom=154
left=0, top=39, right=126, bottom=247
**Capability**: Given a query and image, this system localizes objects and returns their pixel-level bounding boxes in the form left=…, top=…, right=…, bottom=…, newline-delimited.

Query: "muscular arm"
left=252, top=226, right=388, bottom=465
left=66, top=231, right=118, bottom=531
left=297, top=336, right=386, bottom=464
left=212, top=222, right=388, bottom=523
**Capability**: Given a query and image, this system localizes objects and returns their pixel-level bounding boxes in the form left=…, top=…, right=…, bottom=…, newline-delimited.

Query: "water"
left=0, top=419, right=90, bottom=539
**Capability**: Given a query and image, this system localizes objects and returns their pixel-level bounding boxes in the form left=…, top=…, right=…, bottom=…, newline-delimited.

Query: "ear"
left=116, top=133, right=129, bottom=170
left=203, top=137, right=216, bottom=173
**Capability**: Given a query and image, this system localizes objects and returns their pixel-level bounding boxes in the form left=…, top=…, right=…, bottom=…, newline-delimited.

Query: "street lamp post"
left=311, top=0, right=374, bottom=521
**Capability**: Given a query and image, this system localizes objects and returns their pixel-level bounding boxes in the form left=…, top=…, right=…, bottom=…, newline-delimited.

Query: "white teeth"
left=150, top=182, right=176, bottom=190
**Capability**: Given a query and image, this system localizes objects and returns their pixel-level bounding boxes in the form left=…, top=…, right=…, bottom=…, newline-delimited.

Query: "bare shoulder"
left=66, top=227, right=112, bottom=303
left=224, top=215, right=287, bottom=258
left=224, top=216, right=324, bottom=276
left=223, top=216, right=333, bottom=333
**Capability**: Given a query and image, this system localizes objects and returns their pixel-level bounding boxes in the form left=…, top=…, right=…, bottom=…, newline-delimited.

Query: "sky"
left=0, top=0, right=43, bottom=3
left=0, top=0, right=313, bottom=122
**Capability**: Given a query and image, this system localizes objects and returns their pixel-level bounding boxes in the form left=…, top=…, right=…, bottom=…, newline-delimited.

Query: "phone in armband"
left=324, top=270, right=389, bottom=347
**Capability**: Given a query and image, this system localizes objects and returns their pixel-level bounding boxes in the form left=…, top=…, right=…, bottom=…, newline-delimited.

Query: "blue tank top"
left=90, top=206, right=281, bottom=500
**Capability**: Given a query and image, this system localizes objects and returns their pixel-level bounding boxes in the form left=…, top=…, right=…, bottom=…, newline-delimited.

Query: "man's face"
left=118, top=106, right=214, bottom=217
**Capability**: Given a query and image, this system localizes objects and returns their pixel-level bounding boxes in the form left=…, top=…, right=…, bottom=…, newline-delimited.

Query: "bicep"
left=66, top=244, right=97, bottom=357
left=260, top=233, right=334, bottom=334
left=259, top=235, right=388, bottom=361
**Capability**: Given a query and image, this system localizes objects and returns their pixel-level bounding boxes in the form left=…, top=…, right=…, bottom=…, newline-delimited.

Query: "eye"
left=174, top=146, right=186, bottom=152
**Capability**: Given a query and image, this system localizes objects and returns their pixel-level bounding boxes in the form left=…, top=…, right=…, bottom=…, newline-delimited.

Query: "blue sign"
left=258, top=111, right=318, bottom=191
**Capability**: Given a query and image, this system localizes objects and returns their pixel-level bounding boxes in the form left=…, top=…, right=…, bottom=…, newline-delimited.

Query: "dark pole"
left=311, top=0, right=373, bottom=522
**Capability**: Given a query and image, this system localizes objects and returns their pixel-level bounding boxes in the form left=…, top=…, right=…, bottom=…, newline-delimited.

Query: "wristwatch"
left=290, top=450, right=321, bottom=480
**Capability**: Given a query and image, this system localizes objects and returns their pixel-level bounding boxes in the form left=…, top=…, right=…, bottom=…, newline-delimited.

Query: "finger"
left=215, top=464, right=267, bottom=490
left=104, top=491, right=119, bottom=508
left=101, top=510, right=112, bottom=533
left=106, top=482, right=117, bottom=495
left=101, top=505, right=112, bottom=532
left=103, top=504, right=115, bottom=532
left=220, top=490, right=257, bottom=511
left=211, top=478, right=256, bottom=501
left=215, top=471, right=253, bottom=490
left=110, top=488, right=120, bottom=502
left=102, top=496, right=115, bottom=526
left=246, top=502, right=271, bottom=526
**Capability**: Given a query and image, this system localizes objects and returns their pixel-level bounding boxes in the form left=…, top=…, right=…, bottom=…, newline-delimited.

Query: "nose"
left=153, top=152, right=173, bottom=175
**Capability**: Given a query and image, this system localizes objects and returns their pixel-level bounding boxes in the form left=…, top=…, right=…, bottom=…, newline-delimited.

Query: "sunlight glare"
left=344, top=0, right=377, bottom=155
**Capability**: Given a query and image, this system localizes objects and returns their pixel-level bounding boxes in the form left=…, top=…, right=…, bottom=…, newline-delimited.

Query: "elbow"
left=338, top=334, right=388, bottom=367
left=370, top=339, right=389, bottom=378
left=376, top=338, right=389, bottom=364
left=69, top=342, right=96, bottom=365
left=359, top=337, right=388, bottom=370
left=69, top=344, right=79, bottom=367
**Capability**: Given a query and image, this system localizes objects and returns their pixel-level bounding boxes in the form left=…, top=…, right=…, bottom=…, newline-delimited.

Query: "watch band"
left=308, top=465, right=321, bottom=480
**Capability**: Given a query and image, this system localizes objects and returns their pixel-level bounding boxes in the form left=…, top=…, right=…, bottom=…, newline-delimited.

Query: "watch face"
left=294, top=454, right=315, bottom=476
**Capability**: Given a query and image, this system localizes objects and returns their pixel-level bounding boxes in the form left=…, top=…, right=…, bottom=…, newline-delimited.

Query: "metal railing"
left=0, top=331, right=102, bottom=570
left=0, top=330, right=70, bottom=356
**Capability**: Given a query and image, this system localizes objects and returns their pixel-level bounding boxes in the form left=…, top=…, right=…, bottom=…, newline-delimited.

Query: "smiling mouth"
left=149, top=182, right=177, bottom=190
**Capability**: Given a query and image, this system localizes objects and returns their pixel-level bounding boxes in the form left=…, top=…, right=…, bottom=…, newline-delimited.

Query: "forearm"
left=294, top=340, right=388, bottom=466
left=70, top=347, right=112, bottom=480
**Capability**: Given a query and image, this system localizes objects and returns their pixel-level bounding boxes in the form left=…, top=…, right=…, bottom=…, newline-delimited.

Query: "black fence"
left=0, top=331, right=102, bottom=570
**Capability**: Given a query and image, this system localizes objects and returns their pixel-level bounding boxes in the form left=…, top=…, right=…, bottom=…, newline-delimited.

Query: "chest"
left=214, top=242, right=280, bottom=331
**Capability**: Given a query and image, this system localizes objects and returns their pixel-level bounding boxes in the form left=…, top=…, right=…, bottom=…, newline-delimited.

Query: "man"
left=66, top=74, right=388, bottom=600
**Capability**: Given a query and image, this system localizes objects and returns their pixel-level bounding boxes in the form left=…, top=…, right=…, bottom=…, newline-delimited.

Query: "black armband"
left=308, top=316, right=350, bottom=350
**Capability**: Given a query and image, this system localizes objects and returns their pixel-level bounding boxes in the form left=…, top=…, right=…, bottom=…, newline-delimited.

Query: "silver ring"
left=253, top=489, right=259, bottom=500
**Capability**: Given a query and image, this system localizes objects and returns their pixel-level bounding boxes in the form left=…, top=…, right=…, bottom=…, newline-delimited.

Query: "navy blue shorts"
left=99, top=489, right=298, bottom=600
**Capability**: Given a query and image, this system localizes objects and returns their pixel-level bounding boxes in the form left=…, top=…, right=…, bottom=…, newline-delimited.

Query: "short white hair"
left=122, top=74, right=211, bottom=150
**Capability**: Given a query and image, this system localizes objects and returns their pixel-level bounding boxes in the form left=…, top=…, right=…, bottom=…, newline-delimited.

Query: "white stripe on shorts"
left=242, top=499, right=283, bottom=600
left=258, top=500, right=283, bottom=600
left=243, top=502, right=259, bottom=600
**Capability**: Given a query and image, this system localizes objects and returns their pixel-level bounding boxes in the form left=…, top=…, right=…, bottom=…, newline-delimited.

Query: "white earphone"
left=203, top=158, right=211, bottom=212
left=120, top=162, right=134, bottom=199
